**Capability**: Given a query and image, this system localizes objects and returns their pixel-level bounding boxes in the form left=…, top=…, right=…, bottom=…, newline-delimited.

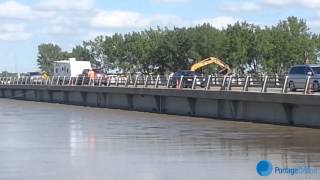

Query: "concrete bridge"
left=1, top=75, right=320, bottom=128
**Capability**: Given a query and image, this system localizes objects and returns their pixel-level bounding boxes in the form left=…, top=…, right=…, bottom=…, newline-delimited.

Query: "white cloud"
left=264, top=0, right=320, bottom=9
left=0, top=1, right=32, bottom=19
left=146, top=14, right=186, bottom=27
left=38, top=0, right=94, bottom=10
left=0, top=24, right=31, bottom=41
left=92, top=10, right=149, bottom=28
left=223, top=0, right=320, bottom=13
left=0, top=1, right=55, bottom=20
left=196, top=16, right=237, bottom=29
left=223, top=2, right=261, bottom=12
left=91, top=10, right=186, bottom=28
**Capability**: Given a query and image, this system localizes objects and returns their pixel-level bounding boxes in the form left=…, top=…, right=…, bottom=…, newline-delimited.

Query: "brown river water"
left=0, top=99, right=319, bottom=180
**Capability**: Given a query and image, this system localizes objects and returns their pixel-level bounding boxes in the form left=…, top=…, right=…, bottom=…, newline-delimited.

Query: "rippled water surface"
left=0, top=99, right=320, bottom=180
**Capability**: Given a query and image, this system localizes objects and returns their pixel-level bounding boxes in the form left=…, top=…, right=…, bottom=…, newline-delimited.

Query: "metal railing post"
left=62, top=76, right=66, bottom=86
left=205, top=75, right=212, bottom=90
left=24, top=77, right=27, bottom=85
left=107, top=76, right=111, bottom=87
left=178, top=75, right=184, bottom=89
left=92, top=78, right=95, bottom=87
left=134, top=75, right=139, bottom=88
left=88, top=79, right=91, bottom=86
left=220, top=76, right=227, bottom=90
left=227, top=75, right=233, bottom=91
left=144, top=75, right=149, bottom=88
left=56, top=76, right=60, bottom=86
left=192, top=75, right=197, bottom=90
left=282, top=76, right=288, bottom=94
left=81, top=76, right=85, bottom=86
left=243, top=76, right=250, bottom=92
left=261, top=75, right=268, bottom=93
left=304, top=76, right=311, bottom=95
left=166, top=75, right=172, bottom=88
left=125, top=75, right=129, bottom=87
left=75, top=76, right=79, bottom=86
left=116, top=76, right=120, bottom=87
left=68, top=77, right=72, bottom=86
left=154, top=75, right=160, bottom=88
left=45, top=77, right=49, bottom=85
left=99, top=77, right=102, bottom=87
left=51, top=77, right=55, bottom=86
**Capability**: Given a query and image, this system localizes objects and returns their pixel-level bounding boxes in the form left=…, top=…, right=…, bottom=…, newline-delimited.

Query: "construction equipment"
left=190, top=57, right=231, bottom=75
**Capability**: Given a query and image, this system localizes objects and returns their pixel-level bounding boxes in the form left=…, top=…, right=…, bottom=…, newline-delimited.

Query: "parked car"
left=287, top=64, right=320, bottom=91
left=170, top=70, right=206, bottom=88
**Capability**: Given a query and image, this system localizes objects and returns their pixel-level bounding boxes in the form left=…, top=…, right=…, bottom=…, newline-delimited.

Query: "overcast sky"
left=1, top=0, right=320, bottom=72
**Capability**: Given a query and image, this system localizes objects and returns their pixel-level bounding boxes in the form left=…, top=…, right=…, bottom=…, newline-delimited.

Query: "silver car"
left=288, top=64, right=320, bottom=91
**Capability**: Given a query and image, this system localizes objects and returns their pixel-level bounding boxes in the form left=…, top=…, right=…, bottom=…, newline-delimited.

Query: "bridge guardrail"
left=0, top=75, right=318, bottom=95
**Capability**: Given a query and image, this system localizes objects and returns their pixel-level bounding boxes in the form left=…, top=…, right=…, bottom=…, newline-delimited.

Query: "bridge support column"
left=127, top=94, right=134, bottom=109
left=188, top=97, right=197, bottom=115
left=155, top=96, right=167, bottom=113
left=11, top=89, right=15, bottom=98
left=81, top=92, right=87, bottom=106
left=48, top=91, right=53, bottom=103
left=63, top=92, right=69, bottom=104
left=283, top=103, right=295, bottom=125
left=0, top=89, right=4, bottom=98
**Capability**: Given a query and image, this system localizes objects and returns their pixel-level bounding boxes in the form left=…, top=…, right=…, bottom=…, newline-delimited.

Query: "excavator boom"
left=190, top=57, right=231, bottom=74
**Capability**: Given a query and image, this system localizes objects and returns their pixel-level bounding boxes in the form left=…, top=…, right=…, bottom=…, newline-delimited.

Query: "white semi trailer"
left=53, top=58, right=91, bottom=77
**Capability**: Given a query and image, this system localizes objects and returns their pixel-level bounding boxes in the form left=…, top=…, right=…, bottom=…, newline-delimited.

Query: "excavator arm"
left=190, top=57, right=231, bottom=74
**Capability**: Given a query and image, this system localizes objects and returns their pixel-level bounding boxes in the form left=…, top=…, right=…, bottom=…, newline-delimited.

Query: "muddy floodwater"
left=0, top=99, right=320, bottom=180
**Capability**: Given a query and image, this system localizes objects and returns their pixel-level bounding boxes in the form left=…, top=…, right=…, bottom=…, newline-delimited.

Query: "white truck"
left=53, top=58, right=91, bottom=77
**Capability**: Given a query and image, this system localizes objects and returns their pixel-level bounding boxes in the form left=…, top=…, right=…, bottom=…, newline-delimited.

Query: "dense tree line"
left=37, top=16, right=320, bottom=75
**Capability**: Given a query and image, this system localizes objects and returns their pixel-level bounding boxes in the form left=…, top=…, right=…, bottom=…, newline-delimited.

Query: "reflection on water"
left=0, top=99, right=320, bottom=180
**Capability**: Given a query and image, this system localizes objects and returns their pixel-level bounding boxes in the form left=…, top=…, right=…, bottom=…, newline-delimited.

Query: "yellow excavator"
left=190, top=57, right=231, bottom=75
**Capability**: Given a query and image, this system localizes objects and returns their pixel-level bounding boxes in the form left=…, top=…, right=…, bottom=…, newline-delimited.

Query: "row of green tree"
left=37, top=16, right=320, bottom=75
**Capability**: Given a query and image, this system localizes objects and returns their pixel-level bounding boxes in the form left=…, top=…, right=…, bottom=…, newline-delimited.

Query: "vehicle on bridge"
left=169, top=70, right=206, bottom=88
left=53, top=58, right=91, bottom=77
left=288, top=64, right=320, bottom=92
left=170, top=57, right=231, bottom=88
left=77, top=68, right=108, bottom=85
left=191, top=57, right=231, bottom=75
